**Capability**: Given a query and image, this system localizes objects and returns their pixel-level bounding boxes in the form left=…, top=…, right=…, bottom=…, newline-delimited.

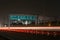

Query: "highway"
left=0, top=31, right=60, bottom=40
left=0, top=27, right=60, bottom=40
left=0, top=27, right=60, bottom=31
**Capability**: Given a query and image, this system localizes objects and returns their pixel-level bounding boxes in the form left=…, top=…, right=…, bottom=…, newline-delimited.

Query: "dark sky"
left=0, top=0, right=60, bottom=20
left=0, top=0, right=59, bottom=24
left=0, top=0, right=60, bottom=16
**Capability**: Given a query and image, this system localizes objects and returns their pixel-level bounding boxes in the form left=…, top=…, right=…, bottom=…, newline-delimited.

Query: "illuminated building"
left=3, top=14, right=51, bottom=27
left=8, top=14, right=37, bottom=26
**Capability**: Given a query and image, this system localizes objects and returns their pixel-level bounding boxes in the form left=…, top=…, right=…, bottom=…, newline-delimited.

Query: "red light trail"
left=0, top=27, right=60, bottom=35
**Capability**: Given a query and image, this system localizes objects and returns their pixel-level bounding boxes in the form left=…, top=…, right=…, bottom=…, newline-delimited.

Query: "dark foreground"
left=0, top=31, right=60, bottom=40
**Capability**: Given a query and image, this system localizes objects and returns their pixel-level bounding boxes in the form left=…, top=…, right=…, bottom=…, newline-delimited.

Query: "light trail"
left=0, top=27, right=60, bottom=35
left=0, top=27, right=60, bottom=31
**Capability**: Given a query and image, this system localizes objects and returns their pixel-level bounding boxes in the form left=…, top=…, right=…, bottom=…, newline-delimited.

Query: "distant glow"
left=13, top=21, right=17, bottom=23
left=24, top=21, right=28, bottom=25
left=22, top=21, right=31, bottom=25
left=18, top=19, right=21, bottom=21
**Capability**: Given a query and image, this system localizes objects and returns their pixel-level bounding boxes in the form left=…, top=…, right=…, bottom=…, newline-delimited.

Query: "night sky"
left=0, top=0, right=60, bottom=24
left=0, top=0, right=60, bottom=16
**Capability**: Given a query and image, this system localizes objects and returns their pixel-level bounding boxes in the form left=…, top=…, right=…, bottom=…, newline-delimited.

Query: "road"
left=0, top=31, right=60, bottom=40
left=0, top=27, right=60, bottom=40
